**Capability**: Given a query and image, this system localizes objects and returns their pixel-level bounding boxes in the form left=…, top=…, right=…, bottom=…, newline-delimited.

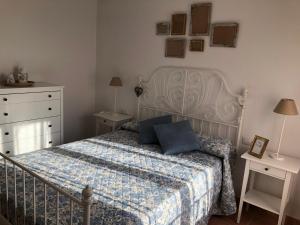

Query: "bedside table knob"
left=3, top=98, right=7, bottom=102
left=6, top=151, right=10, bottom=154
left=265, top=168, right=269, bottom=171
left=3, top=113, right=8, bottom=116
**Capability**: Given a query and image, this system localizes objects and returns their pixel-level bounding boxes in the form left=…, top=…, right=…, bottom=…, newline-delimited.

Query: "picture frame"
left=248, top=135, right=269, bottom=159
left=156, top=22, right=170, bottom=35
left=210, top=23, right=239, bottom=47
left=165, top=38, right=187, bottom=58
left=171, top=13, right=187, bottom=35
left=190, top=3, right=212, bottom=36
left=190, top=39, right=204, bottom=52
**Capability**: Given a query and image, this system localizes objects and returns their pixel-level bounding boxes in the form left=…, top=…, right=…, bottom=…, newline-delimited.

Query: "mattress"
left=0, top=130, right=235, bottom=225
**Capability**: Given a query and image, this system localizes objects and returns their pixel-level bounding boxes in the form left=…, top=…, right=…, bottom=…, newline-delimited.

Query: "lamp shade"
left=273, top=99, right=299, bottom=115
left=109, top=77, right=122, bottom=87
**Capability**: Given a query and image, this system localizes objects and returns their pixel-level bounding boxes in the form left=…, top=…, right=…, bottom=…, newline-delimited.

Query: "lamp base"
left=269, top=153, right=285, bottom=161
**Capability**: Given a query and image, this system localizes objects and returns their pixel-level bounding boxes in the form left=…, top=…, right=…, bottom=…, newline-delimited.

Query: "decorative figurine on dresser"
left=0, top=73, right=64, bottom=156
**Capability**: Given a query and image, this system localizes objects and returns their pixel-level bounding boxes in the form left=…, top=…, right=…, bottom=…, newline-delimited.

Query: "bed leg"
left=82, top=185, right=93, bottom=225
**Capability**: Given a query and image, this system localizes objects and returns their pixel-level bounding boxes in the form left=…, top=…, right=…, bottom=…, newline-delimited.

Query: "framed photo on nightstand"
left=248, top=135, right=269, bottom=159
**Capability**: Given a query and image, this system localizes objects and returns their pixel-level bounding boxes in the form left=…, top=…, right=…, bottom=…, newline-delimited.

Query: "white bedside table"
left=94, top=112, right=132, bottom=135
left=237, top=152, right=300, bottom=225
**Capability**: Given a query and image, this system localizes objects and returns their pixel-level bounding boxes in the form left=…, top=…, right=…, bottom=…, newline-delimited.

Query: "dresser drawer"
left=0, top=91, right=60, bottom=105
left=0, top=132, right=61, bottom=156
left=0, top=116, right=60, bottom=143
left=0, top=100, right=60, bottom=124
left=97, top=118, right=114, bottom=127
left=250, top=161, right=286, bottom=179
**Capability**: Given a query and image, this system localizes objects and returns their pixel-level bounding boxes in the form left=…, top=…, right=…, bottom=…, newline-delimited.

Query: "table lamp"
left=271, top=99, right=298, bottom=160
left=109, top=77, right=122, bottom=114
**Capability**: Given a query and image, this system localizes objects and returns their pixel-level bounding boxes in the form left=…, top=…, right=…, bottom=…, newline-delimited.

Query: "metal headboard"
left=137, top=66, right=247, bottom=149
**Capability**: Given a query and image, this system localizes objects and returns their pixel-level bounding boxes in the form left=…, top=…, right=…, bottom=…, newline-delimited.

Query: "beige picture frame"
left=190, top=3, right=212, bottom=36
left=248, top=135, right=269, bottom=159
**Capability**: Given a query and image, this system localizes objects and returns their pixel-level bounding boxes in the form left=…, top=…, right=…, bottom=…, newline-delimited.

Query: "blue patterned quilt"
left=0, top=130, right=236, bottom=225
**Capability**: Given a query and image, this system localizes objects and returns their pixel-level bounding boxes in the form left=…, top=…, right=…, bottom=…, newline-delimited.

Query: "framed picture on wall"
left=165, top=38, right=187, bottom=58
left=190, top=39, right=204, bottom=52
left=248, top=135, right=269, bottom=159
left=156, top=22, right=170, bottom=35
left=171, top=13, right=187, bottom=35
left=190, top=3, right=212, bottom=36
left=210, top=23, right=239, bottom=47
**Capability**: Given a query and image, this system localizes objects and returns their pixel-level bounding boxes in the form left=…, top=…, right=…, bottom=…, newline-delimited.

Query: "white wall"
left=0, top=0, right=97, bottom=142
left=96, top=0, right=300, bottom=219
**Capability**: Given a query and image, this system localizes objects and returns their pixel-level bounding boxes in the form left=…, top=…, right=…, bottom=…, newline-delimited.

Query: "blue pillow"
left=154, top=120, right=200, bottom=155
left=139, top=115, right=172, bottom=144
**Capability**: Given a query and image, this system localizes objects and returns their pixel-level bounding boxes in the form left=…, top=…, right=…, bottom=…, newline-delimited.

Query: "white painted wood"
left=60, top=88, right=64, bottom=144
left=0, top=132, right=61, bottom=156
left=94, top=111, right=132, bottom=134
left=237, top=160, right=250, bottom=223
left=238, top=152, right=300, bottom=225
left=242, top=152, right=300, bottom=174
left=94, top=112, right=132, bottom=122
left=278, top=172, right=292, bottom=225
left=246, top=171, right=256, bottom=211
left=0, top=116, right=60, bottom=143
left=250, top=161, right=286, bottom=180
left=137, top=66, right=247, bottom=148
left=0, top=82, right=64, bottom=94
left=244, top=189, right=281, bottom=214
left=0, top=100, right=61, bottom=124
left=0, top=91, right=60, bottom=105
left=0, top=83, right=64, bottom=156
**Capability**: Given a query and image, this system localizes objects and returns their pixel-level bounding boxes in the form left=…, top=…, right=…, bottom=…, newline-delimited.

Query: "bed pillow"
left=154, top=120, right=200, bottom=155
left=120, top=120, right=139, bottom=133
left=139, top=115, right=172, bottom=144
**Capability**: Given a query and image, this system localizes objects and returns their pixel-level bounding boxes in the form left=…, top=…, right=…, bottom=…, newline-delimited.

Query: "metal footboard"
left=0, top=152, right=93, bottom=225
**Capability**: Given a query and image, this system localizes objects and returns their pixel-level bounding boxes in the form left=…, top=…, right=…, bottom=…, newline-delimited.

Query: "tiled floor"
left=208, top=206, right=299, bottom=225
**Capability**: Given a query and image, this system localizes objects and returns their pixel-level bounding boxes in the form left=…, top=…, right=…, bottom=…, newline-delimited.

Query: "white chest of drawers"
left=0, top=83, right=64, bottom=156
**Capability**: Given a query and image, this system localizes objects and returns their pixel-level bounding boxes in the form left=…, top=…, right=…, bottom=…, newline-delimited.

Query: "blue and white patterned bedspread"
left=0, top=130, right=235, bottom=225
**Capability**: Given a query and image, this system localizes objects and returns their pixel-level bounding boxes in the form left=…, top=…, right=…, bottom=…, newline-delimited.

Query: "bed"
left=0, top=66, right=247, bottom=225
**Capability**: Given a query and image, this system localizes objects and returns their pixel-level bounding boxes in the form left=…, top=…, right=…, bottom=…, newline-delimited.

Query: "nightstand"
left=94, top=112, right=132, bottom=135
left=237, top=152, right=300, bottom=225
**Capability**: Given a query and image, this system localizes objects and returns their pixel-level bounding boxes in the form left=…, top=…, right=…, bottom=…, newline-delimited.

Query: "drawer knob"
left=4, top=132, right=9, bottom=135
left=5, top=151, right=10, bottom=154
left=104, top=120, right=107, bottom=123
left=265, top=168, right=269, bottom=171
left=48, top=94, right=52, bottom=98
left=48, top=124, right=52, bottom=128
left=3, top=98, right=7, bottom=102
left=48, top=108, right=52, bottom=111
left=3, top=113, right=8, bottom=116
left=49, top=141, right=53, bottom=144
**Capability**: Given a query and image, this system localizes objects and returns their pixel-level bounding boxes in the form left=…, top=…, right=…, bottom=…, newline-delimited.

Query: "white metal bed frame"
left=138, top=66, right=247, bottom=149
left=0, top=66, right=247, bottom=225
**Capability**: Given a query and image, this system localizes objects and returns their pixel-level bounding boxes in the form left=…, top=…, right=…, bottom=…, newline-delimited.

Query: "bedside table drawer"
left=250, top=161, right=286, bottom=179
left=97, top=118, right=114, bottom=127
